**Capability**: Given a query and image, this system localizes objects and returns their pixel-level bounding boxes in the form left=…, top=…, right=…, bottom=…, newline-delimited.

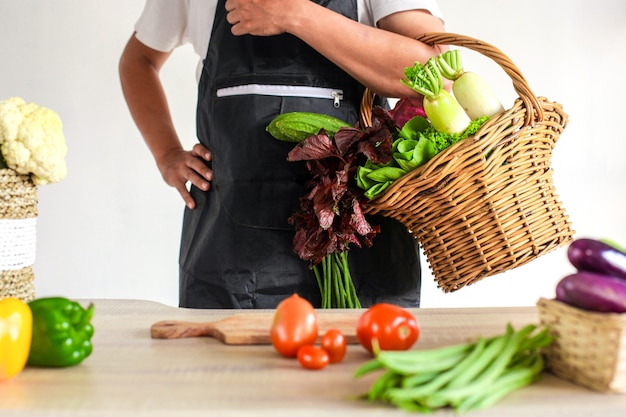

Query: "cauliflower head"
left=0, top=97, right=67, bottom=185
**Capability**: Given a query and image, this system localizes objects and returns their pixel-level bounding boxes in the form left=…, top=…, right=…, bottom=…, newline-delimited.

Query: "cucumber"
left=266, top=112, right=350, bottom=142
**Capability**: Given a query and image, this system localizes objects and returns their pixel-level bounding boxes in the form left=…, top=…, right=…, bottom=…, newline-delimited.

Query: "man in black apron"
left=121, top=1, right=447, bottom=309
left=178, top=0, right=420, bottom=309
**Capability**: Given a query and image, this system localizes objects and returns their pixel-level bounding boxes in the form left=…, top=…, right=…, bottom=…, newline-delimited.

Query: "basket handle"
left=360, top=32, right=543, bottom=128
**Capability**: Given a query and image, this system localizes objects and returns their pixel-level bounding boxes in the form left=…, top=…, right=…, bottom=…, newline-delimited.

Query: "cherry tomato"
left=270, top=294, right=318, bottom=357
left=297, top=345, right=330, bottom=370
left=356, top=303, right=419, bottom=354
left=320, top=329, right=347, bottom=363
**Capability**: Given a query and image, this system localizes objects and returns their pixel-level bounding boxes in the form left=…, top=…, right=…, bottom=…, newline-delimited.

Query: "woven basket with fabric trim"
left=0, top=168, right=38, bottom=301
left=360, top=33, right=574, bottom=292
left=537, top=298, right=626, bottom=393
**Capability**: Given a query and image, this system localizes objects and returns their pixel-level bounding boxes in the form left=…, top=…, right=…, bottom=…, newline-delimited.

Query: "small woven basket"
left=361, top=33, right=574, bottom=292
left=537, top=298, right=626, bottom=393
left=0, top=168, right=38, bottom=301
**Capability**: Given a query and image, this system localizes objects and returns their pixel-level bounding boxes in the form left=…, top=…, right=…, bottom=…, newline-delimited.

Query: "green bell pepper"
left=27, top=297, right=95, bottom=367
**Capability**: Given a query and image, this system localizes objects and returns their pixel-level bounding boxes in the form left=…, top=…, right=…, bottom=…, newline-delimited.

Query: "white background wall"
left=1, top=1, right=624, bottom=308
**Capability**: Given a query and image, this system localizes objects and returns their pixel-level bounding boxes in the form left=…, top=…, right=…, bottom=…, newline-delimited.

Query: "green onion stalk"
left=313, top=251, right=361, bottom=309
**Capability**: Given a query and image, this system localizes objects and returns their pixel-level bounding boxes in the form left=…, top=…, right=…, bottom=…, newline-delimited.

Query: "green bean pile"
left=354, top=324, right=553, bottom=413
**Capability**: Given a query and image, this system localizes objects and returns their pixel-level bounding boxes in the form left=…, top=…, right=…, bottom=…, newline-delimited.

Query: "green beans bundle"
left=354, top=324, right=553, bottom=413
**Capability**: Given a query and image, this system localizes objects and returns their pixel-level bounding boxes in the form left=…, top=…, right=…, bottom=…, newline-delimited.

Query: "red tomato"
left=356, top=303, right=419, bottom=354
left=297, top=345, right=330, bottom=370
left=320, top=329, right=347, bottom=363
left=270, top=294, right=319, bottom=357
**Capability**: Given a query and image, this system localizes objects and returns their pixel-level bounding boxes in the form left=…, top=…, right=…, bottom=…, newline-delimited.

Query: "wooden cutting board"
left=151, top=311, right=361, bottom=345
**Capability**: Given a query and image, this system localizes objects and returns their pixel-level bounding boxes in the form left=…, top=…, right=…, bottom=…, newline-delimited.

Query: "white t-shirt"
left=134, top=0, right=445, bottom=60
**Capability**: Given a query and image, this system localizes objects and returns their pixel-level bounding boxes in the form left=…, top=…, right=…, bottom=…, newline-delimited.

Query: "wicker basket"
left=537, top=298, right=626, bottom=393
left=361, top=33, right=574, bottom=292
left=0, top=168, right=38, bottom=301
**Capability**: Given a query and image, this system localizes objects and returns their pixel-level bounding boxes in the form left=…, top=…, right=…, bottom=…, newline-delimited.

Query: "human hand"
left=225, top=0, right=303, bottom=36
left=156, top=143, right=212, bottom=209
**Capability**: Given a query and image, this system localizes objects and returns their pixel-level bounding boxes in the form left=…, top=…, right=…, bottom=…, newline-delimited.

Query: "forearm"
left=284, top=4, right=446, bottom=97
left=118, top=35, right=183, bottom=167
left=119, top=35, right=213, bottom=208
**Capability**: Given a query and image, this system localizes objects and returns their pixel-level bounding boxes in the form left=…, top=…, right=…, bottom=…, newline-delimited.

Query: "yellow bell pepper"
left=0, top=297, right=32, bottom=382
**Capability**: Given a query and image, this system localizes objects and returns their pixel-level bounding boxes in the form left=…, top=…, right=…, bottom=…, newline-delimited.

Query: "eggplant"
left=556, top=271, right=626, bottom=313
left=567, top=238, right=626, bottom=280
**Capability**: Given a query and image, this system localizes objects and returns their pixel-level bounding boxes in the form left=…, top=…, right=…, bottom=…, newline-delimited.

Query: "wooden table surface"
left=2, top=299, right=625, bottom=417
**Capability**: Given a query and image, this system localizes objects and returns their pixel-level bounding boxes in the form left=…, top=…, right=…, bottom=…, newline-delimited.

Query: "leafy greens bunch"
left=356, top=113, right=488, bottom=200
left=286, top=107, right=401, bottom=308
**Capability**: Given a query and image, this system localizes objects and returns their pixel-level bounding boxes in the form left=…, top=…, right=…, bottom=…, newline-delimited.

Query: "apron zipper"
left=216, top=84, right=344, bottom=108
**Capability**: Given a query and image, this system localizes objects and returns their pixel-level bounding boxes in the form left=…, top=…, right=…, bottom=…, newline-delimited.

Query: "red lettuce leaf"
left=388, top=96, right=426, bottom=128
left=287, top=130, right=337, bottom=161
left=288, top=106, right=402, bottom=265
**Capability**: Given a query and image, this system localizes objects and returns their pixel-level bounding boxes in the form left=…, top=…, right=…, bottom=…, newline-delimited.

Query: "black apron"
left=179, top=0, right=422, bottom=308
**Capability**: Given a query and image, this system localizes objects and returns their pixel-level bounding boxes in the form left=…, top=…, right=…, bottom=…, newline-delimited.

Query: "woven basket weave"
left=0, top=168, right=38, bottom=301
left=361, top=33, right=574, bottom=292
left=537, top=298, right=626, bottom=393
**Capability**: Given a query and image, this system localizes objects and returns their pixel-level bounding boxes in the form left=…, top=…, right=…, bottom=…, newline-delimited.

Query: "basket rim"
left=537, top=297, right=626, bottom=324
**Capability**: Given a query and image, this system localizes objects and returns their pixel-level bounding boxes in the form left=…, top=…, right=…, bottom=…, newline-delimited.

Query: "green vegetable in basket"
left=356, top=115, right=488, bottom=200
left=401, top=59, right=470, bottom=135
left=435, top=50, right=504, bottom=120
left=356, top=52, right=498, bottom=200
left=425, top=115, right=489, bottom=153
